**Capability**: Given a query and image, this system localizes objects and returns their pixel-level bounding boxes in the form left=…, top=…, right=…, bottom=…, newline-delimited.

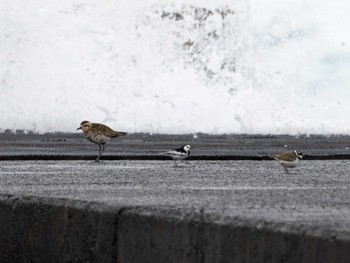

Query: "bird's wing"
left=174, top=147, right=187, bottom=153
left=272, top=151, right=296, bottom=161
left=163, top=150, right=187, bottom=157
left=92, top=123, right=126, bottom=137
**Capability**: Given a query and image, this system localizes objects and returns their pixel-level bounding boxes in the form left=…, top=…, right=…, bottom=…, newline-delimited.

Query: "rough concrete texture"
left=0, top=195, right=349, bottom=263
left=118, top=207, right=350, bottom=263
left=1, top=134, right=350, bottom=262
left=0, top=159, right=350, bottom=262
left=0, top=196, right=121, bottom=263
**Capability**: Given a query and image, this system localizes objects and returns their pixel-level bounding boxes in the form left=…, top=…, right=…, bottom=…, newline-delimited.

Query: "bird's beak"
left=77, top=127, right=82, bottom=130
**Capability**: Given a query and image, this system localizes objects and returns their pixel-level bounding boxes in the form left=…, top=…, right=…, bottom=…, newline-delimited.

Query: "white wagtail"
left=163, top=144, right=191, bottom=167
left=271, top=150, right=303, bottom=174
left=77, top=121, right=127, bottom=162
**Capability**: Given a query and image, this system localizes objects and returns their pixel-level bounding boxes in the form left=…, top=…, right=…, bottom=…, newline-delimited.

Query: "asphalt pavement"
left=1, top=158, right=350, bottom=233
left=1, top=133, right=350, bottom=232
left=1, top=133, right=350, bottom=262
left=1, top=132, right=350, bottom=159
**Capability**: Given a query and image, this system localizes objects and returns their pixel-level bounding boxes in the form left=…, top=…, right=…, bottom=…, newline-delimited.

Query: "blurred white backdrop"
left=1, top=0, right=349, bottom=134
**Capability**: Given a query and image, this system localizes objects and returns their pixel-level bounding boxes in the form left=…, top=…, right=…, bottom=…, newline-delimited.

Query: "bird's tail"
left=269, top=155, right=278, bottom=160
left=112, top=131, right=127, bottom=137
left=160, top=151, right=173, bottom=156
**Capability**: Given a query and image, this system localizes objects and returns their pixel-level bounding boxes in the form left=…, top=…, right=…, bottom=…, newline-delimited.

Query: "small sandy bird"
left=271, top=150, right=304, bottom=174
left=77, top=120, right=127, bottom=162
left=163, top=145, right=191, bottom=167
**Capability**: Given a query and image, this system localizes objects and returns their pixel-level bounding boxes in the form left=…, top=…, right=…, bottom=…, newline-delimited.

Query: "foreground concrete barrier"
left=118, top=208, right=350, bottom=263
left=0, top=195, right=120, bottom=262
left=0, top=195, right=349, bottom=263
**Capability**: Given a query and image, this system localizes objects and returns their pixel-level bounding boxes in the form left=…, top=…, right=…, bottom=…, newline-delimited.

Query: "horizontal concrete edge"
left=1, top=154, right=350, bottom=161
left=1, top=194, right=349, bottom=237
left=1, top=194, right=350, bottom=262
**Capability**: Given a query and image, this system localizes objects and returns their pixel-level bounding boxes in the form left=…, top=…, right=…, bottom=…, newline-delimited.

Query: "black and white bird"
left=163, top=144, right=191, bottom=167
left=271, top=150, right=303, bottom=174
left=77, top=121, right=127, bottom=162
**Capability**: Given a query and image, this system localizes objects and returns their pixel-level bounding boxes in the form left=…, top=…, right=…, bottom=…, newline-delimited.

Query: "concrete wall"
left=0, top=195, right=120, bottom=263
left=0, top=195, right=349, bottom=263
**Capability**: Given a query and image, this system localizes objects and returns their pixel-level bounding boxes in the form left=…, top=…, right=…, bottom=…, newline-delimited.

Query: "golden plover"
left=163, top=144, right=191, bottom=167
left=271, top=150, right=303, bottom=174
left=77, top=120, right=127, bottom=162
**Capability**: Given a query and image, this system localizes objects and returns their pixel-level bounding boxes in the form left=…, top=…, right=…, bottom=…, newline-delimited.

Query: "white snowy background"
left=1, top=0, right=349, bottom=134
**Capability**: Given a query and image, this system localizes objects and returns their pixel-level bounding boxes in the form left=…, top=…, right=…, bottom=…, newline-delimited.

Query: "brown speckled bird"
left=271, top=150, right=303, bottom=174
left=77, top=120, right=127, bottom=162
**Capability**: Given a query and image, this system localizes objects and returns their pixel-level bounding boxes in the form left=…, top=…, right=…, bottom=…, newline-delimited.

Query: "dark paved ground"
left=1, top=133, right=350, bottom=262
left=0, top=159, right=350, bottom=236
left=1, top=132, right=350, bottom=235
left=1, top=133, right=350, bottom=159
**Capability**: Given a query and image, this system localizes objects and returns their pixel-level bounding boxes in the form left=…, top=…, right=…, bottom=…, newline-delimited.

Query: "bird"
left=163, top=145, right=191, bottom=167
left=271, top=150, right=303, bottom=174
left=77, top=120, right=127, bottom=162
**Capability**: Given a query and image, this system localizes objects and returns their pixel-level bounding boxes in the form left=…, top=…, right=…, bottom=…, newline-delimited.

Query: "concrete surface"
left=1, top=133, right=350, bottom=159
left=1, top=133, right=350, bottom=262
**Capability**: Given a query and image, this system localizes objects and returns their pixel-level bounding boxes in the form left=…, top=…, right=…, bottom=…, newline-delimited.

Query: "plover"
left=163, top=144, right=191, bottom=167
left=271, top=150, right=303, bottom=174
left=77, top=121, right=127, bottom=162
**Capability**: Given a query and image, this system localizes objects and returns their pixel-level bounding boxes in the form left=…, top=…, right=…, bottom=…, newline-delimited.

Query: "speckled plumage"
left=77, top=121, right=127, bottom=162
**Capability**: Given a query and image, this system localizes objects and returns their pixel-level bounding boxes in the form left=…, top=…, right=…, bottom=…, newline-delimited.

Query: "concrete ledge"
left=1, top=195, right=350, bottom=263
left=118, top=207, right=350, bottom=263
left=0, top=195, right=121, bottom=263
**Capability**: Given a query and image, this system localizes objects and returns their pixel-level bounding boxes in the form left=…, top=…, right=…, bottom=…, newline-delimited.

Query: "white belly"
left=165, top=150, right=188, bottom=160
left=279, top=158, right=300, bottom=168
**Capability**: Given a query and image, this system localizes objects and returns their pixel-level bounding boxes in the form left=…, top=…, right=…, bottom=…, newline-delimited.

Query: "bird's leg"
left=95, top=144, right=102, bottom=162
left=282, top=165, right=289, bottom=174
left=174, top=159, right=178, bottom=167
left=101, top=144, right=106, bottom=155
